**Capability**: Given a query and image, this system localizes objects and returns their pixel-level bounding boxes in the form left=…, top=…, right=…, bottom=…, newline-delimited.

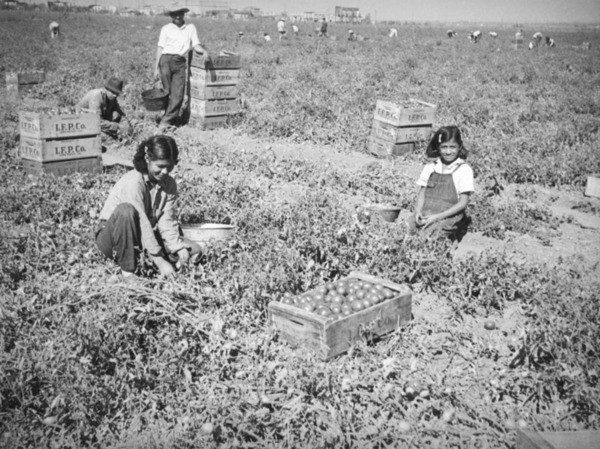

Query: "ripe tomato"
left=301, top=302, right=315, bottom=312
left=362, top=282, right=373, bottom=290
left=330, top=294, right=344, bottom=304
left=350, top=300, right=365, bottom=311
left=382, top=288, right=394, bottom=299
left=312, top=292, right=325, bottom=302
left=330, top=304, right=342, bottom=314
left=316, top=286, right=328, bottom=295
left=336, top=285, right=348, bottom=296
left=346, top=293, right=357, bottom=304
left=362, top=298, right=372, bottom=309
left=317, top=307, right=332, bottom=316
left=356, top=289, right=366, bottom=299
left=369, top=294, right=381, bottom=305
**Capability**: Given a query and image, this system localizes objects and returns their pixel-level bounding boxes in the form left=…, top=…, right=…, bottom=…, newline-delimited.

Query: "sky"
left=227, top=0, right=600, bottom=23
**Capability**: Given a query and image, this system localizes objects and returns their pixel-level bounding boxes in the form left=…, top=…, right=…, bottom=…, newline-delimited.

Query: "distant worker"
left=489, top=31, right=498, bottom=38
left=348, top=29, right=356, bottom=41
left=447, top=30, right=457, bottom=38
left=154, top=6, right=209, bottom=127
left=76, top=76, right=130, bottom=141
left=528, top=41, right=534, bottom=50
left=264, top=33, right=271, bottom=42
left=514, top=29, right=523, bottom=46
left=238, top=31, right=244, bottom=40
left=318, top=17, right=328, bottom=37
left=581, top=41, right=591, bottom=50
left=545, top=36, right=555, bottom=47
left=49, top=21, right=60, bottom=39
left=469, top=30, right=482, bottom=43
left=292, top=24, right=299, bottom=36
left=389, top=27, right=398, bottom=38
left=532, top=31, right=543, bottom=46
left=277, top=18, right=286, bottom=39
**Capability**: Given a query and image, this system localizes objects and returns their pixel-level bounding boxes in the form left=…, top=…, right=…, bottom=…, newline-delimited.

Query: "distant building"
left=334, top=6, right=361, bottom=23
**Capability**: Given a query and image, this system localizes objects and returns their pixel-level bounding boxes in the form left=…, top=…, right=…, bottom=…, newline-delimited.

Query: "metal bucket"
left=181, top=223, right=235, bottom=244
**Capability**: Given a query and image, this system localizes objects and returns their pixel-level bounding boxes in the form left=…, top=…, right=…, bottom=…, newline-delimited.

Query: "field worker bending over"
left=546, top=36, right=555, bottom=47
left=96, top=135, right=202, bottom=283
left=532, top=32, right=543, bottom=46
left=489, top=31, right=498, bottom=38
left=389, top=27, right=398, bottom=38
left=406, top=126, right=474, bottom=241
left=277, top=18, right=286, bottom=39
left=292, top=24, right=299, bottom=36
left=264, top=33, right=271, bottom=42
left=348, top=29, right=356, bottom=41
left=49, top=21, right=59, bottom=39
left=77, top=76, right=130, bottom=142
left=154, top=6, right=209, bottom=127
left=447, top=30, right=457, bottom=38
left=469, top=30, right=482, bottom=43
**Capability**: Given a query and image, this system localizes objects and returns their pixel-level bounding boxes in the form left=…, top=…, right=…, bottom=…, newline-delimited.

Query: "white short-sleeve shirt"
left=158, top=23, right=200, bottom=56
left=416, top=158, right=474, bottom=198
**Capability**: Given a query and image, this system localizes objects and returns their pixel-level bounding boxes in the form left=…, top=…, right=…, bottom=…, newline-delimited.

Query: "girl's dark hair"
left=425, top=126, right=468, bottom=160
left=133, top=135, right=179, bottom=172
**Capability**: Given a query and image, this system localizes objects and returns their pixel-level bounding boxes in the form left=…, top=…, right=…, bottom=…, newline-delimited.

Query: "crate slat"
left=368, top=135, right=415, bottom=158
left=189, top=83, right=239, bottom=100
left=187, top=114, right=228, bottom=130
left=374, top=99, right=436, bottom=127
left=190, top=67, right=240, bottom=86
left=371, top=120, right=433, bottom=143
left=190, top=51, right=241, bottom=69
left=20, top=135, right=101, bottom=163
left=268, top=272, right=412, bottom=360
left=189, top=98, right=240, bottom=117
left=19, top=111, right=100, bottom=140
left=22, top=156, right=103, bottom=177
left=517, top=429, right=600, bottom=449
left=584, top=174, right=600, bottom=198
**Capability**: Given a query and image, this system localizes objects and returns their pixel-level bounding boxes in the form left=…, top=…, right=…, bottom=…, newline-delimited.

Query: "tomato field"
left=1, top=9, right=600, bottom=448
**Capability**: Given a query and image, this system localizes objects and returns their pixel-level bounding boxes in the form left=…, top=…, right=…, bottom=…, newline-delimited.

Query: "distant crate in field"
left=268, top=272, right=412, bottom=361
left=585, top=174, right=600, bottom=198
left=20, top=135, right=101, bottom=163
left=374, top=99, right=436, bottom=127
left=190, top=51, right=241, bottom=70
left=19, top=111, right=100, bottom=140
left=368, top=135, right=415, bottom=158
left=189, top=83, right=239, bottom=100
left=6, top=71, right=46, bottom=95
left=371, top=120, right=433, bottom=143
left=190, top=67, right=240, bottom=86
left=190, top=98, right=240, bottom=117
left=22, top=156, right=103, bottom=177
left=188, top=114, right=229, bottom=131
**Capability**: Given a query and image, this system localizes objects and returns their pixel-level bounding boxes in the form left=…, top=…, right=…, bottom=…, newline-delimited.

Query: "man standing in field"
left=318, top=18, right=328, bottom=37
left=154, top=6, right=209, bottom=127
left=277, top=18, right=286, bottom=39
left=77, top=76, right=130, bottom=142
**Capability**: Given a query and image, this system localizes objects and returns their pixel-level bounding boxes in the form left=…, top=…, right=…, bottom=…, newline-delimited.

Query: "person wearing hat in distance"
left=76, top=76, right=130, bottom=141
left=154, top=6, right=209, bottom=127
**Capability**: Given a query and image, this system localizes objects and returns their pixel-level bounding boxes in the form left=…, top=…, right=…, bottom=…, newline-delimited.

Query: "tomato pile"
left=279, top=278, right=398, bottom=319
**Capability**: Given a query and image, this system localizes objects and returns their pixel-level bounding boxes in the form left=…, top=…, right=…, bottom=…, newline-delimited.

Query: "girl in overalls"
left=407, top=126, right=474, bottom=240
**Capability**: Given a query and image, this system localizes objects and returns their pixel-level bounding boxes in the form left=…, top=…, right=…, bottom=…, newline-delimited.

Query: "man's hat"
left=105, top=76, right=124, bottom=95
left=167, top=5, right=189, bottom=15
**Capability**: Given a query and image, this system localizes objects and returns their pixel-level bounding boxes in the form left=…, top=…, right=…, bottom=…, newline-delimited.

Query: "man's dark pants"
left=159, top=54, right=187, bottom=125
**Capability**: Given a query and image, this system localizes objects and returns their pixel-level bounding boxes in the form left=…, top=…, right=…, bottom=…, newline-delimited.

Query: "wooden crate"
left=190, top=98, right=240, bottom=117
left=517, top=429, right=600, bottom=449
left=368, top=135, right=415, bottom=158
left=187, top=114, right=228, bottom=131
left=19, top=111, right=100, bottom=140
left=371, top=119, right=433, bottom=143
left=22, top=156, right=103, bottom=177
left=584, top=174, right=600, bottom=199
left=189, top=83, right=239, bottom=100
left=374, top=99, right=436, bottom=127
left=268, top=272, right=412, bottom=360
left=190, top=67, right=240, bottom=86
left=6, top=71, right=46, bottom=95
left=190, top=51, right=241, bottom=69
left=20, top=135, right=101, bottom=163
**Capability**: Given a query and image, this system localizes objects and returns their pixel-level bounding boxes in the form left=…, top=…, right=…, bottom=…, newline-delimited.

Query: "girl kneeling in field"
left=96, top=135, right=201, bottom=280
left=407, top=126, right=474, bottom=240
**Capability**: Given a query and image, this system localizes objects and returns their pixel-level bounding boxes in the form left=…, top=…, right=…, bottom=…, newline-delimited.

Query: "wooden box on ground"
left=190, top=51, right=241, bottom=70
left=190, top=67, right=240, bottom=87
left=374, top=99, right=436, bottom=127
left=268, top=272, right=412, bottom=361
left=190, top=98, right=240, bottom=117
left=189, top=83, right=239, bottom=101
left=371, top=119, right=433, bottom=143
left=6, top=71, right=45, bottom=95
left=584, top=174, right=600, bottom=199
left=516, top=429, right=600, bottom=449
left=19, top=111, right=100, bottom=140
left=20, top=135, right=101, bottom=163
left=368, top=135, right=415, bottom=158
left=22, top=156, right=103, bottom=177
left=188, top=114, right=229, bottom=131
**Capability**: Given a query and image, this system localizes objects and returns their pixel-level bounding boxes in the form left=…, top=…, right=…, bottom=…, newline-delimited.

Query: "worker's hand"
left=176, top=248, right=190, bottom=268
left=154, top=256, right=176, bottom=278
left=419, top=214, right=440, bottom=229
left=153, top=68, right=160, bottom=81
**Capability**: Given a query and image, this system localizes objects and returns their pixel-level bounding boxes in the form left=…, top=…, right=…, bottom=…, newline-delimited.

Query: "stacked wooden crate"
left=188, top=51, right=241, bottom=130
left=19, top=110, right=102, bottom=176
left=6, top=71, right=45, bottom=97
left=369, top=99, right=436, bottom=158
